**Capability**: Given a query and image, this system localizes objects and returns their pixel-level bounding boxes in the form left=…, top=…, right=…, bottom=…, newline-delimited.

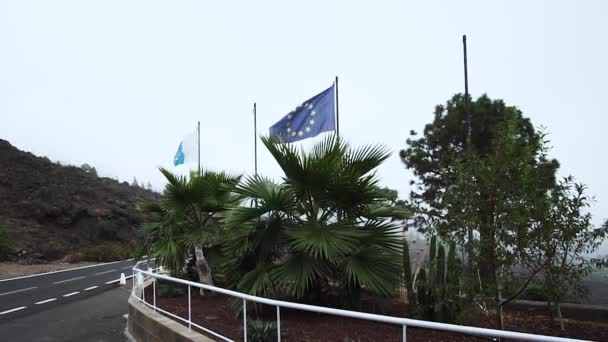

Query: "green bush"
left=78, top=242, right=134, bottom=262
left=413, top=235, right=463, bottom=322
left=156, top=279, right=187, bottom=297
left=246, top=320, right=277, bottom=342
left=403, top=239, right=415, bottom=314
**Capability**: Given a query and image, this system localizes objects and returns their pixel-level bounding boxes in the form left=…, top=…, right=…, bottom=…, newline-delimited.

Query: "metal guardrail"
left=131, top=263, right=591, bottom=342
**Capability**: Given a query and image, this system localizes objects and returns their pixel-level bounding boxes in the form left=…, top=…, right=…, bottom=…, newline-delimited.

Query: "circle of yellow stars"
left=286, top=102, right=316, bottom=138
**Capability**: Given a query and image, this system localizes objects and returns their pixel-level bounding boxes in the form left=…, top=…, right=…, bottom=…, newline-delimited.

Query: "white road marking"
left=84, top=286, right=98, bottom=291
left=0, top=286, right=38, bottom=296
left=52, top=276, right=86, bottom=285
left=121, top=266, right=132, bottom=270
left=94, top=269, right=116, bottom=276
left=35, top=298, right=57, bottom=305
left=0, top=306, right=27, bottom=315
left=63, top=291, right=80, bottom=297
left=0, top=259, right=135, bottom=283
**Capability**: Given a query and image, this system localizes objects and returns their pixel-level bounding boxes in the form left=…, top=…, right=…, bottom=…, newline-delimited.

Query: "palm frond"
left=236, top=263, right=277, bottom=296
left=286, top=222, right=365, bottom=261
left=272, top=253, right=321, bottom=298
left=342, top=245, right=401, bottom=297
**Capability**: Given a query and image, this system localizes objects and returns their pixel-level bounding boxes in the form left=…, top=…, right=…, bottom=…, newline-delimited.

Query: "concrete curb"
left=128, top=295, right=213, bottom=342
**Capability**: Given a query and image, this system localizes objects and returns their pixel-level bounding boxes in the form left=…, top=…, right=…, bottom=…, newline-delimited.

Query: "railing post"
left=243, top=299, right=247, bottom=342
left=402, top=325, right=407, bottom=342
left=276, top=306, right=281, bottom=342
left=152, top=279, right=156, bottom=311
left=188, top=285, right=192, bottom=331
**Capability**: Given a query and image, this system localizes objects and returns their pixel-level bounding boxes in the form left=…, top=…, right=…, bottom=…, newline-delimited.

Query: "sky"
left=1, top=1, right=607, bottom=229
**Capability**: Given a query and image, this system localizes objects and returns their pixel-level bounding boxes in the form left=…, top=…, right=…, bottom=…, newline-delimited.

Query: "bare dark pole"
left=197, top=121, right=201, bottom=175
left=335, top=76, right=340, bottom=137
left=463, top=35, right=471, bottom=140
left=253, top=102, right=258, bottom=176
left=463, top=34, right=475, bottom=301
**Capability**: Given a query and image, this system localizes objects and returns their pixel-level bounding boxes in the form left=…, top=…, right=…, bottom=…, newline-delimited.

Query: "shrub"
left=403, top=239, right=415, bottom=314
left=413, top=235, right=463, bottom=322
left=247, top=320, right=277, bottom=342
left=156, top=279, right=187, bottom=297
left=77, top=242, right=135, bottom=262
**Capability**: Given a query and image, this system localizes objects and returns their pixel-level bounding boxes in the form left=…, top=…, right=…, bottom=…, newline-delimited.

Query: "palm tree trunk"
left=194, top=244, right=213, bottom=294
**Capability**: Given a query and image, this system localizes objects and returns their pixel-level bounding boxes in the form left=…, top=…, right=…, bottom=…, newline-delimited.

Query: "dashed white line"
left=53, top=276, right=86, bottom=285
left=84, top=286, right=98, bottom=291
left=0, top=306, right=27, bottom=315
left=35, top=298, right=57, bottom=305
left=94, top=269, right=116, bottom=276
left=63, top=291, right=80, bottom=297
left=121, top=266, right=132, bottom=270
left=0, top=286, right=38, bottom=296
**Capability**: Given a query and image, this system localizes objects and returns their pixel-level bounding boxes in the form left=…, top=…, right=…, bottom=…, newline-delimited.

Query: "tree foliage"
left=399, top=94, right=608, bottom=328
left=401, top=94, right=559, bottom=296
left=222, top=135, right=410, bottom=304
left=539, top=178, right=608, bottom=329
left=137, top=168, right=241, bottom=286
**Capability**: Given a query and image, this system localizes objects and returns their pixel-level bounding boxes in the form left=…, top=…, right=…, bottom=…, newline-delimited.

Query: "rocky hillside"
left=0, top=139, right=158, bottom=262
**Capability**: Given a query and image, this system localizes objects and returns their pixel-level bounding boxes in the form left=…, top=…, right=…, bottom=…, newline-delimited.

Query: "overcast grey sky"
left=1, top=1, right=607, bottom=227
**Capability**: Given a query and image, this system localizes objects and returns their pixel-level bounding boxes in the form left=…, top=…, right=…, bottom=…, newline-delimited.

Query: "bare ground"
left=144, top=286, right=608, bottom=342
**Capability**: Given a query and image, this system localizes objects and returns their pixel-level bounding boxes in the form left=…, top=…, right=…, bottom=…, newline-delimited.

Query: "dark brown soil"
left=143, top=286, right=607, bottom=341
left=0, top=139, right=158, bottom=262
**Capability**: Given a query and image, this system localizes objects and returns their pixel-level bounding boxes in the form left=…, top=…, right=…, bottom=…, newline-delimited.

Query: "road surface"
left=0, top=258, right=154, bottom=341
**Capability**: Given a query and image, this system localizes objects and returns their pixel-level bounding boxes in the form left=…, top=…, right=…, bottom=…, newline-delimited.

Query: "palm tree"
left=223, top=135, right=410, bottom=304
left=137, top=168, right=240, bottom=287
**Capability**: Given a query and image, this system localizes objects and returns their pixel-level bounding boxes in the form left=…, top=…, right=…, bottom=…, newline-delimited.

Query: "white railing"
left=131, top=263, right=590, bottom=342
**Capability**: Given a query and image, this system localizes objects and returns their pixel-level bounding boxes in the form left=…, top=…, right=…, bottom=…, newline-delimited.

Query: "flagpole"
left=335, top=76, right=340, bottom=137
left=197, top=121, right=201, bottom=175
left=253, top=102, right=258, bottom=176
left=463, top=35, right=470, bottom=139
left=462, top=34, right=475, bottom=298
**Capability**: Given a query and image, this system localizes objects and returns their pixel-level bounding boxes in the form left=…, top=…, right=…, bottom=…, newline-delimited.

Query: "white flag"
left=173, top=129, right=197, bottom=166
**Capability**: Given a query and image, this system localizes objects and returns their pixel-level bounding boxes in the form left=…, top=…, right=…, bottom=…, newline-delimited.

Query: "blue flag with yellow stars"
left=269, top=84, right=335, bottom=142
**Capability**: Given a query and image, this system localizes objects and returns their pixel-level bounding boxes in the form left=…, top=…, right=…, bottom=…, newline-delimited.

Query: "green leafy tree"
left=137, top=168, right=241, bottom=288
left=538, top=178, right=608, bottom=330
left=223, top=135, right=410, bottom=305
left=401, top=94, right=560, bottom=328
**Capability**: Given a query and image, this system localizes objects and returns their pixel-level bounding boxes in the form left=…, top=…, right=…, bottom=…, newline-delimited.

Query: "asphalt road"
left=0, top=286, right=131, bottom=342
left=0, top=258, right=155, bottom=341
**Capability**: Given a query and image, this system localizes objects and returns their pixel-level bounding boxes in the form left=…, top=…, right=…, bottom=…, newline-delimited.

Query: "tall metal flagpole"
left=462, top=34, right=475, bottom=300
left=463, top=35, right=470, bottom=139
left=253, top=103, right=258, bottom=176
left=335, top=76, right=340, bottom=137
left=197, top=121, right=201, bottom=175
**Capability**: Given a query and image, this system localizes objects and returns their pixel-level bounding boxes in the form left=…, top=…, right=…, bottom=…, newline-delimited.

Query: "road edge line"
left=0, top=259, right=134, bottom=283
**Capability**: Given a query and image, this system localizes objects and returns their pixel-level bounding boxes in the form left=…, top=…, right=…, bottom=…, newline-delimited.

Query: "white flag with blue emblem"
left=173, top=129, right=198, bottom=166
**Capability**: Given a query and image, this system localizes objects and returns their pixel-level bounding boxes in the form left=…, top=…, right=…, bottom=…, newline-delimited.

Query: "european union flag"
left=269, top=84, right=335, bottom=142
